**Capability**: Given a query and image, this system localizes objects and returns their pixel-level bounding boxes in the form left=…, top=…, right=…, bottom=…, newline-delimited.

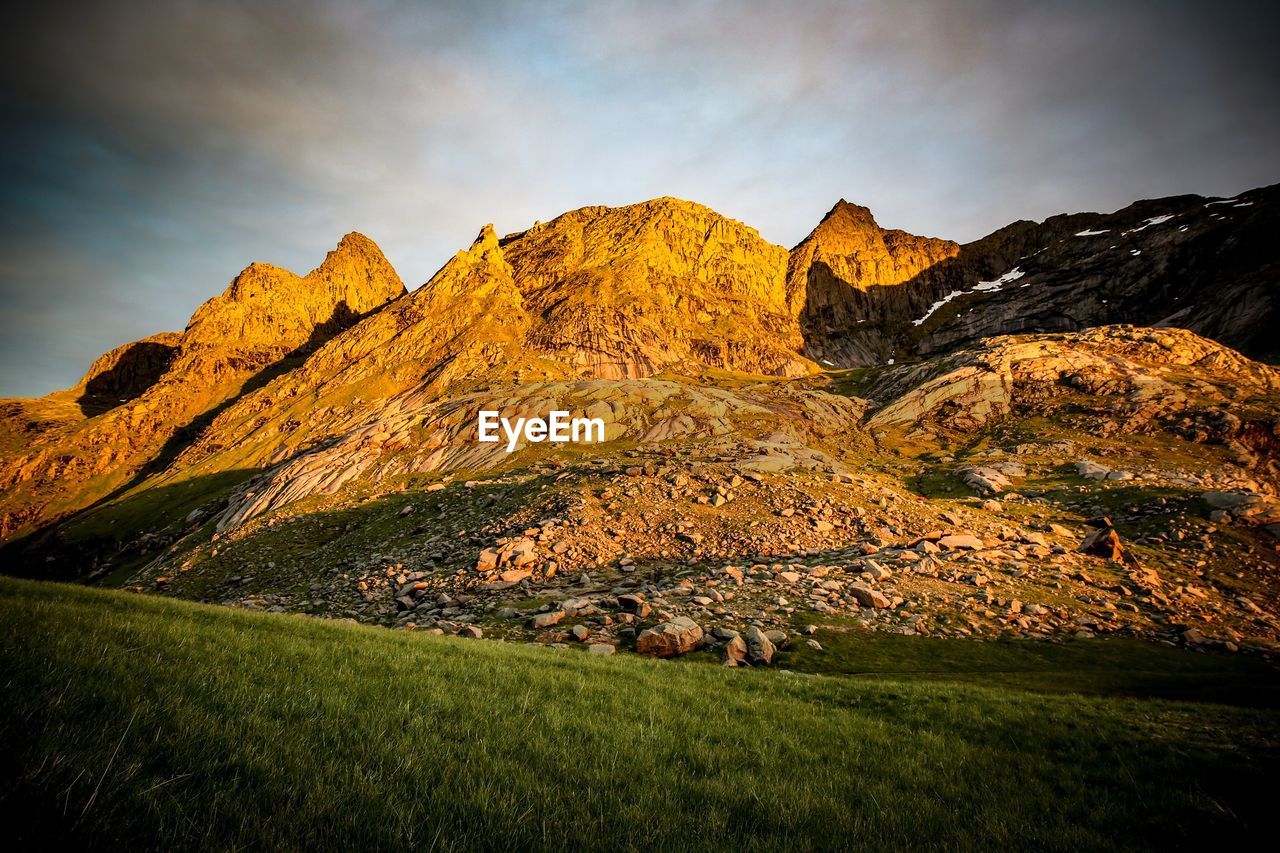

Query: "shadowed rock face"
left=792, top=184, right=1280, bottom=368
left=909, top=186, right=1280, bottom=363
left=77, top=333, right=183, bottom=411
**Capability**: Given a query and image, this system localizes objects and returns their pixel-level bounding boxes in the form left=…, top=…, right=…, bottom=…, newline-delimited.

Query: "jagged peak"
left=472, top=223, right=499, bottom=252
left=313, top=231, right=399, bottom=278
left=221, top=262, right=301, bottom=302
left=813, top=198, right=881, bottom=235
left=794, top=199, right=958, bottom=261
left=336, top=230, right=379, bottom=251
left=414, top=222, right=515, bottom=301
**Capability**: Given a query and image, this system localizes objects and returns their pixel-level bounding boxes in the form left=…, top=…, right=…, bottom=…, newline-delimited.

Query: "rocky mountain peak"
left=796, top=198, right=953, bottom=262
left=217, top=262, right=300, bottom=305
left=0, top=232, right=406, bottom=540
left=464, top=223, right=505, bottom=265
left=309, top=232, right=405, bottom=311
left=473, top=223, right=499, bottom=248
left=497, top=197, right=806, bottom=379
left=181, top=234, right=401, bottom=349
left=814, top=198, right=880, bottom=233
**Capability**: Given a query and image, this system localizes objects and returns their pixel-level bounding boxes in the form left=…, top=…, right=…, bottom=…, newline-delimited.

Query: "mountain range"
left=1, top=184, right=1277, bottom=661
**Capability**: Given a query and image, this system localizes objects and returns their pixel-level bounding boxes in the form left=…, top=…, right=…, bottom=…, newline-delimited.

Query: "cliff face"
left=162, top=201, right=817, bottom=480
left=505, top=198, right=807, bottom=379
left=0, top=233, right=405, bottom=540
left=77, top=332, right=183, bottom=410
left=787, top=200, right=959, bottom=365
left=801, top=184, right=1280, bottom=368
left=908, top=186, right=1280, bottom=363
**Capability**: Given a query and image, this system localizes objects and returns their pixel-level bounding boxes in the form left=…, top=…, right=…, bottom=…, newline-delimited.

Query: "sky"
left=1, top=0, right=1277, bottom=397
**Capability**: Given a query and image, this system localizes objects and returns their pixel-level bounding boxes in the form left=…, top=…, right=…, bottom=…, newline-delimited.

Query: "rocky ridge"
left=0, top=233, right=405, bottom=539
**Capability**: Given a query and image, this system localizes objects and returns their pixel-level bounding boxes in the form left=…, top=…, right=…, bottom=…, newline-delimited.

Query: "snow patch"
left=1206, top=198, right=1239, bottom=207
left=1075, top=228, right=1108, bottom=237
left=1123, top=214, right=1175, bottom=235
left=972, top=268, right=1025, bottom=293
left=912, top=290, right=965, bottom=327
left=910, top=267, right=1028, bottom=326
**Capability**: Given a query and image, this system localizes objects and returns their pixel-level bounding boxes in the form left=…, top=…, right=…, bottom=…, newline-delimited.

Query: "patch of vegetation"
left=820, top=366, right=876, bottom=398
left=783, top=624, right=1280, bottom=706
left=2, top=577, right=1278, bottom=850
left=0, top=469, right=256, bottom=583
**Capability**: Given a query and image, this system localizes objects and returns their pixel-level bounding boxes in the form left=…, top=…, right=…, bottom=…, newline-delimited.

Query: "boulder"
left=475, top=547, right=500, bottom=572
left=745, top=626, right=776, bottom=665
left=849, top=584, right=891, bottom=608
left=1202, top=492, right=1280, bottom=525
left=504, top=537, right=538, bottom=568
left=530, top=610, right=566, bottom=629
left=938, top=533, right=983, bottom=550
left=636, top=616, right=704, bottom=657
left=722, top=634, right=748, bottom=666
left=961, top=466, right=1010, bottom=495
left=616, top=593, right=650, bottom=617
left=1075, top=461, right=1111, bottom=480
left=1078, top=520, right=1136, bottom=565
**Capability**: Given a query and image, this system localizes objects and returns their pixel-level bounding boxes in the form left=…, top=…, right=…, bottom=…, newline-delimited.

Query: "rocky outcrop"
left=866, top=326, right=1280, bottom=487
left=211, top=377, right=868, bottom=530
left=77, top=332, right=183, bottom=409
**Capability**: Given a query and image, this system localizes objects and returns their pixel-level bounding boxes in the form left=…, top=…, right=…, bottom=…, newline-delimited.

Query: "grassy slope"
left=2, top=578, right=1277, bottom=851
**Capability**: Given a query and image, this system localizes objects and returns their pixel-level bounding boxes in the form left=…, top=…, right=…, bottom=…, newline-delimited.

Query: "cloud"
left=1, top=0, right=1277, bottom=396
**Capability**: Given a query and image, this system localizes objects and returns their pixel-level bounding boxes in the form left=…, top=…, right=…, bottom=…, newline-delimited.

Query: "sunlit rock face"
left=503, top=197, right=810, bottom=380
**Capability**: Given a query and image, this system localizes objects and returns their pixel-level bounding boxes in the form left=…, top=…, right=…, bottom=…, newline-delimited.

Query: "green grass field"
left=2, top=577, right=1277, bottom=850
